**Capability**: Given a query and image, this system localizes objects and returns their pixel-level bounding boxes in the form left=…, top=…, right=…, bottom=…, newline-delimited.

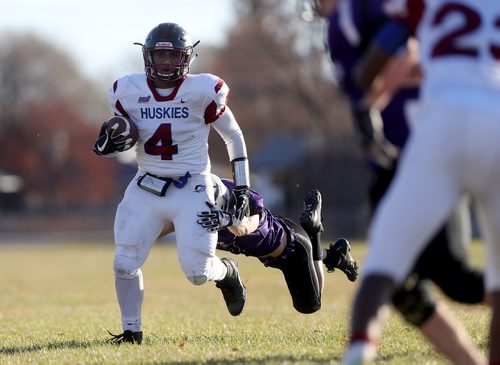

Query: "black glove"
left=232, top=186, right=250, bottom=227
left=197, top=201, right=234, bottom=232
left=352, top=105, right=399, bottom=170
left=93, top=122, right=130, bottom=156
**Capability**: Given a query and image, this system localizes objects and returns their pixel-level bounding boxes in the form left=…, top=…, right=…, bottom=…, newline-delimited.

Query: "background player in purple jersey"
left=194, top=174, right=359, bottom=314
left=301, top=0, right=486, bottom=362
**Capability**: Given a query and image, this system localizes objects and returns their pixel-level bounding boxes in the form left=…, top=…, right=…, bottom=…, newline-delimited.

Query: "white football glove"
left=197, top=201, right=235, bottom=232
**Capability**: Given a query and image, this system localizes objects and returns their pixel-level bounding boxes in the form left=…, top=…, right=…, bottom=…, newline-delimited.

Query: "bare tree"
left=0, top=32, right=121, bottom=214
left=208, top=0, right=370, bottom=237
left=0, top=32, right=108, bottom=131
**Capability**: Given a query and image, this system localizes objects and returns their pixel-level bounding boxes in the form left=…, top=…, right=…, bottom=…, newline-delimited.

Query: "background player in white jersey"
left=342, top=0, right=500, bottom=363
left=302, top=0, right=486, bottom=363
left=93, top=22, right=251, bottom=344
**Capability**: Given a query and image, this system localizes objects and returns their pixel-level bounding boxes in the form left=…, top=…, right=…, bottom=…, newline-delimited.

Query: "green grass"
left=0, top=241, right=489, bottom=364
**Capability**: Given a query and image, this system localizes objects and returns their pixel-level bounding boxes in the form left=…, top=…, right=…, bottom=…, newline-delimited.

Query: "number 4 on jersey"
left=144, top=123, right=179, bottom=160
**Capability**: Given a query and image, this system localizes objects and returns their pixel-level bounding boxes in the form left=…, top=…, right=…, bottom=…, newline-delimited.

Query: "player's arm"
left=197, top=201, right=259, bottom=236
left=356, top=0, right=423, bottom=92
left=354, top=20, right=410, bottom=91
left=212, top=107, right=251, bottom=226
left=348, top=21, right=412, bottom=169
left=227, top=214, right=260, bottom=236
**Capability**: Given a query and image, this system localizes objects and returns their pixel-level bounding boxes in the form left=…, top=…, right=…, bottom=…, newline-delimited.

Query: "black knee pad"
left=392, top=276, right=436, bottom=327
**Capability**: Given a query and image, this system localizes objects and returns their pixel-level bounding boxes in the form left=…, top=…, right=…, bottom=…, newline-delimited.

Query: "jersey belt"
left=258, top=234, right=287, bottom=259
left=147, top=171, right=191, bottom=188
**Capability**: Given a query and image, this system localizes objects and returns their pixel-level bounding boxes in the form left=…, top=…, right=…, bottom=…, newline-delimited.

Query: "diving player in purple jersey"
left=195, top=174, right=359, bottom=314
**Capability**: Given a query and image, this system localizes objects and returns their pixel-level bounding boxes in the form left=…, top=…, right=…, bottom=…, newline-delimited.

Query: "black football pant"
left=264, top=218, right=321, bottom=314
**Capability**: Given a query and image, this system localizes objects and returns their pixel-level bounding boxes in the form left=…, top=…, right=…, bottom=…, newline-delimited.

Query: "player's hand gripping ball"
left=93, top=116, right=139, bottom=156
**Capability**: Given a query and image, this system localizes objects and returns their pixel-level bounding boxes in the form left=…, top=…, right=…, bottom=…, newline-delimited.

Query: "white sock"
left=213, top=257, right=228, bottom=282
left=115, top=269, right=144, bottom=332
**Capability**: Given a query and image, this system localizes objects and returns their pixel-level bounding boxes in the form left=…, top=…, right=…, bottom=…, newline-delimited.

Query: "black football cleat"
left=323, top=238, right=359, bottom=282
left=107, top=330, right=143, bottom=344
left=300, top=189, right=324, bottom=235
left=216, top=258, right=246, bottom=316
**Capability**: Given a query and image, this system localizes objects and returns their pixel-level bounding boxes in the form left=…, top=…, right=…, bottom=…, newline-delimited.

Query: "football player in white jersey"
left=93, top=22, right=251, bottom=344
left=342, top=0, right=500, bottom=363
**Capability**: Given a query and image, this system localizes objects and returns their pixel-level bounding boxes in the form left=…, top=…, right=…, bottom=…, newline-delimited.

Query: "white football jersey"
left=108, top=73, right=229, bottom=177
left=364, top=0, right=500, bottom=290
left=384, top=0, right=500, bottom=99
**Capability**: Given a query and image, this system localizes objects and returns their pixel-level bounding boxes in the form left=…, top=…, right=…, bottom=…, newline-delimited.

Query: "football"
left=106, top=116, right=139, bottom=151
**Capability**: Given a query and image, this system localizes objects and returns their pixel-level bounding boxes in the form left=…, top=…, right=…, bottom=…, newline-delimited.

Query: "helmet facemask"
left=137, top=23, right=198, bottom=82
left=143, top=46, right=193, bottom=82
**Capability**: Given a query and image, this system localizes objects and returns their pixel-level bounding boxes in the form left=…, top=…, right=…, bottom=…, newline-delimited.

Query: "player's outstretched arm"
left=212, top=107, right=251, bottom=226
left=197, top=201, right=235, bottom=232
left=227, top=214, right=259, bottom=236
left=354, top=20, right=410, bottom=91
left=197, top=201, right=259, bottom=236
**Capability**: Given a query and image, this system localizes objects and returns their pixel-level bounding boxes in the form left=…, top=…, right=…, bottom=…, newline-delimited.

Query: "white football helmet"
left=211, top=174, right=230, bottom=210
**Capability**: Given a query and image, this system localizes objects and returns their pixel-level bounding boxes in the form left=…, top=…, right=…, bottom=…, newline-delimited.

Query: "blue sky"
left=0, top=0, right=235, bottom=78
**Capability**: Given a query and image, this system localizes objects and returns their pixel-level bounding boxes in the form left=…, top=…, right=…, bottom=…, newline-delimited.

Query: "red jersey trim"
left=204, top=103, right=226, bottom=124
left=214, top=78, right=224, bottom=93
left=147, top=77, right=186, bottom=102
left=115, top=100, right=129, bottom=118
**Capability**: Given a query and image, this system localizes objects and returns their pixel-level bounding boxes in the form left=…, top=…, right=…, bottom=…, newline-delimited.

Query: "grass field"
left=0, top=240, right=490, bottom=364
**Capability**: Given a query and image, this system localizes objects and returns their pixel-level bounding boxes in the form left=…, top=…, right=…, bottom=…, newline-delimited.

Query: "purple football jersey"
left=217, top=179, right=286, bottom=258
left=327, top=0, right=418, bottom=148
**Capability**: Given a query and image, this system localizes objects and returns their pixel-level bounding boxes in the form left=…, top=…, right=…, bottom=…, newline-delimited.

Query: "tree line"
left=0, top=0, right=371, bottom=238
